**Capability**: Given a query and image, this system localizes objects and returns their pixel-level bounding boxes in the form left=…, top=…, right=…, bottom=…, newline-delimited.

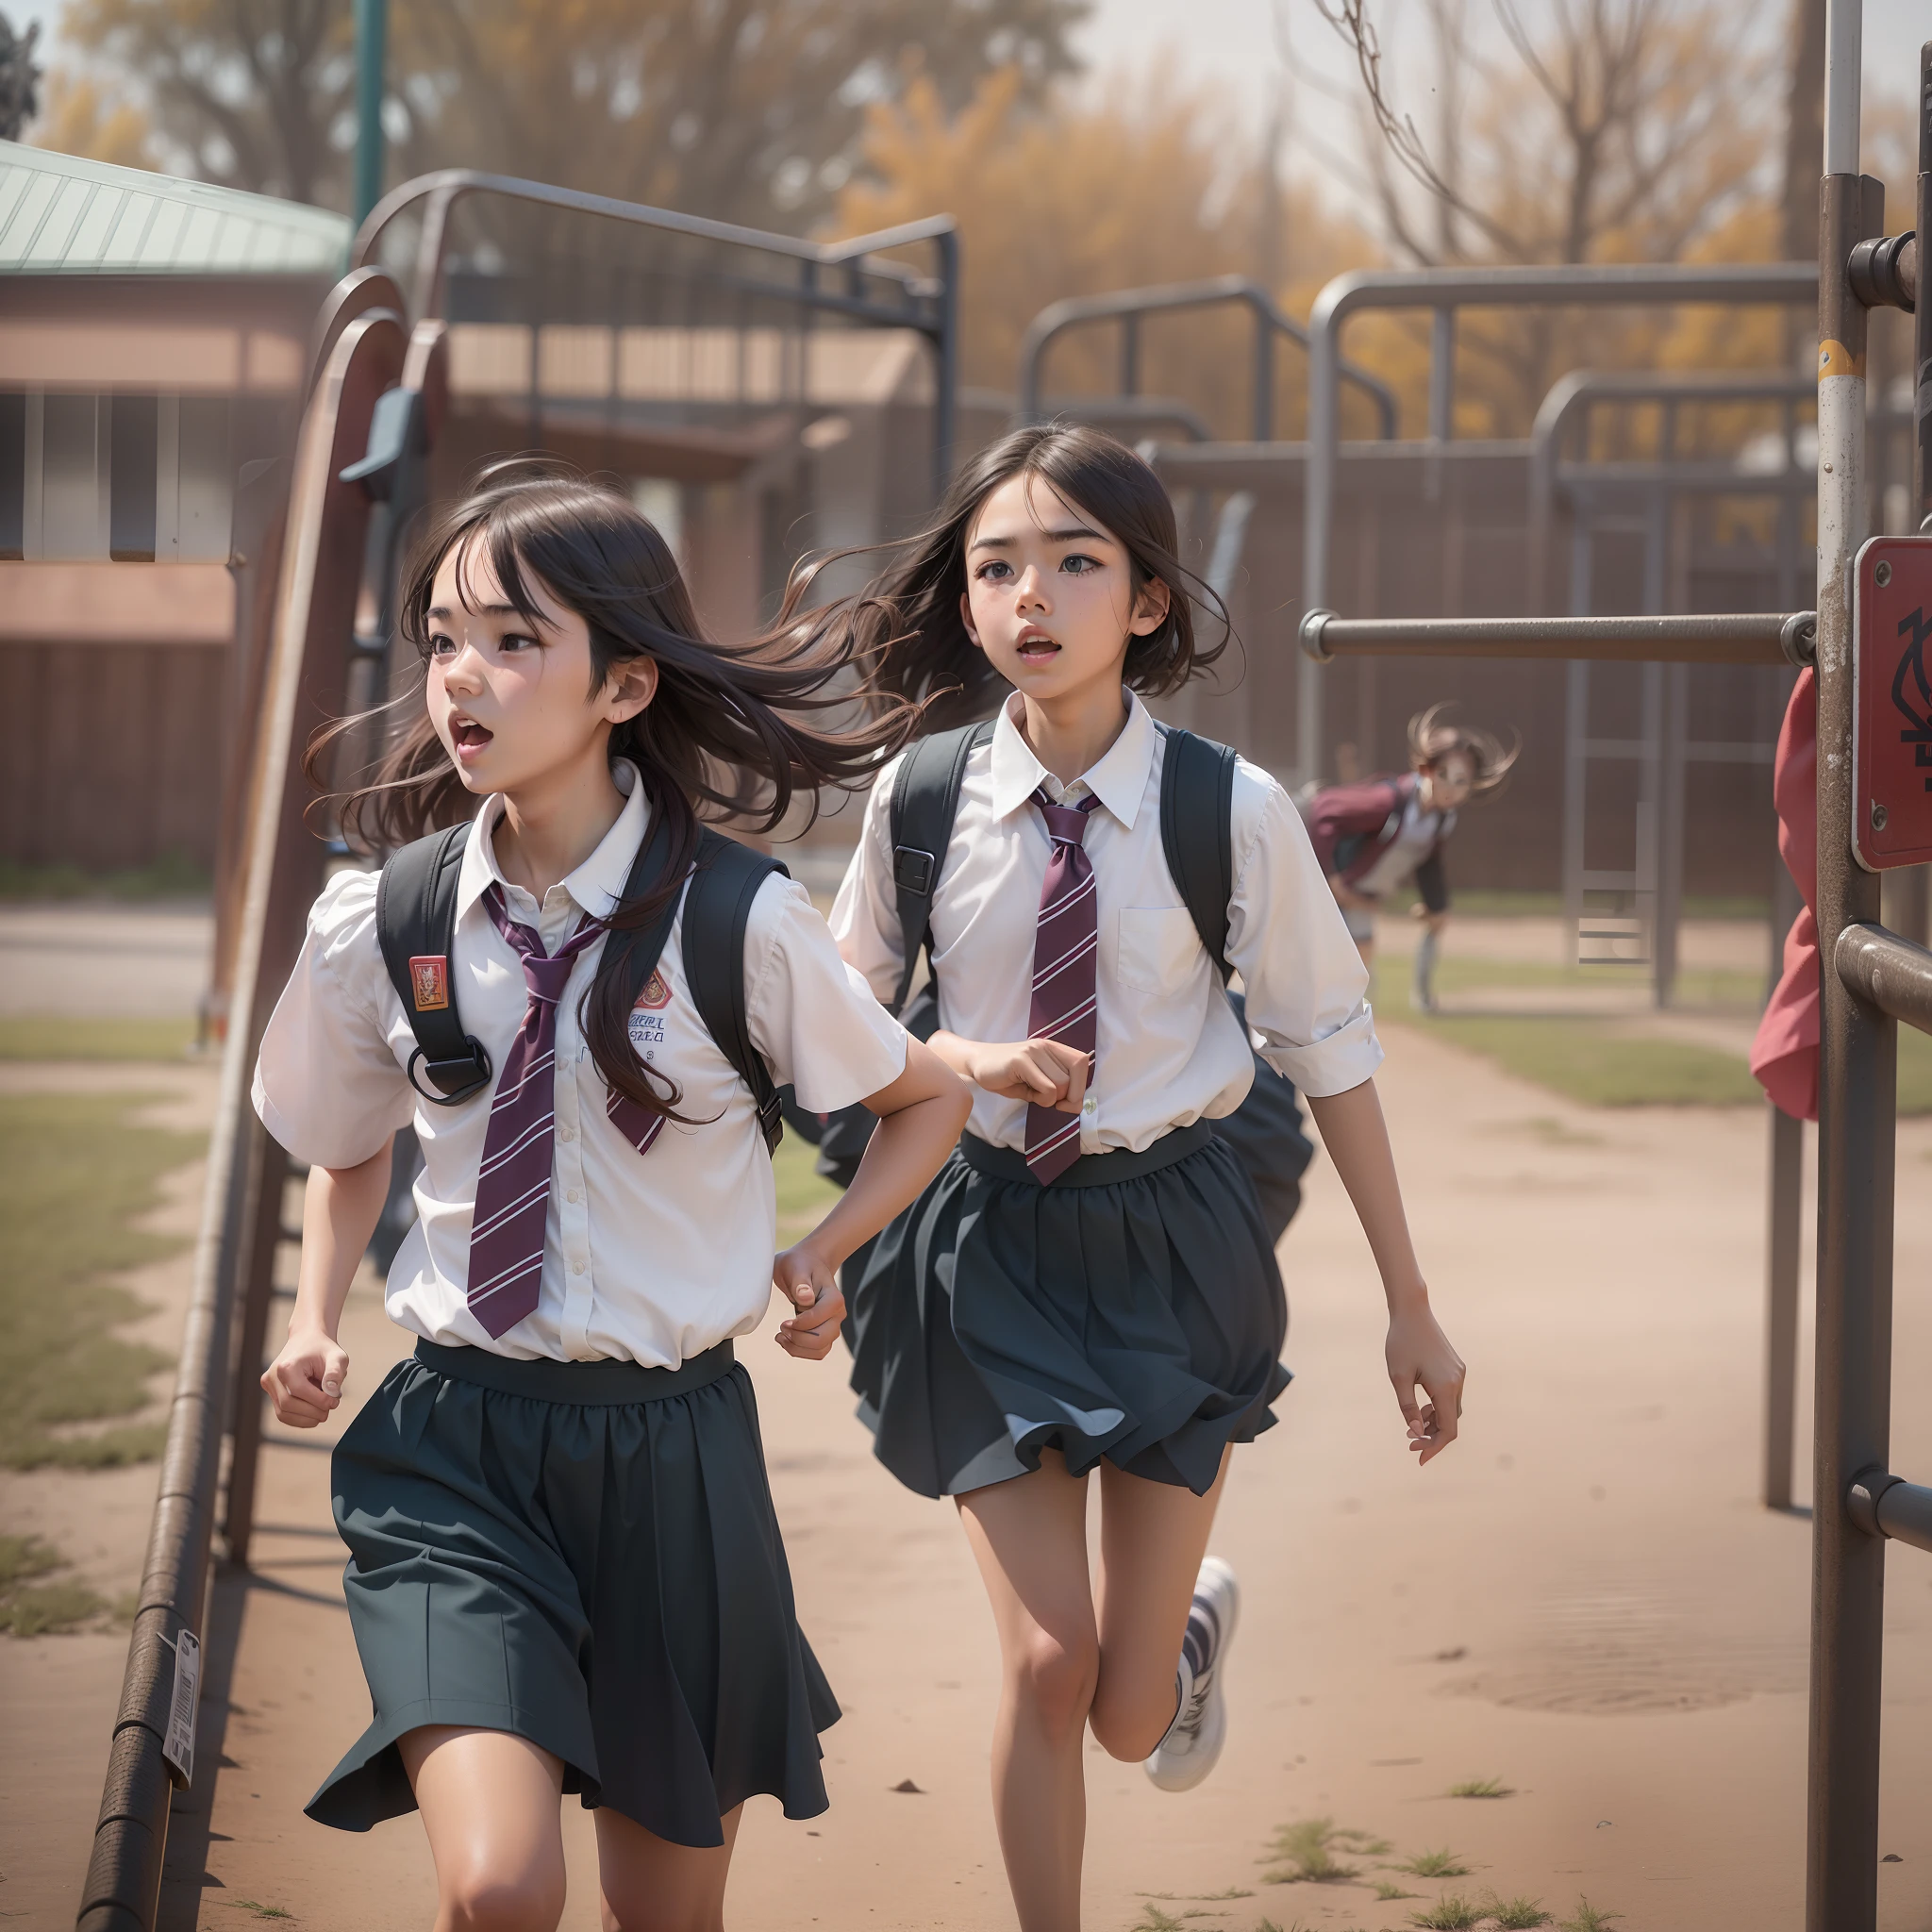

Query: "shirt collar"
left=455, top=759, right=651, bottom=924
left=987, top=691, right=1158, bottom=830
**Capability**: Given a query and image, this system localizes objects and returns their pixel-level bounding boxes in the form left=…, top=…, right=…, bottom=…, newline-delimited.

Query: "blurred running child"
left=252, top=466, right=969, bottom=1932
left=1307, top=704, right=1517, bottom=1010
left=817, top=425, right=1465, bottom=1932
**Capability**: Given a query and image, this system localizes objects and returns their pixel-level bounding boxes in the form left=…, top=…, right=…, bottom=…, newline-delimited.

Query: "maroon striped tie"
left=466, top=886, right=663, bottom=1339
left=1024, top=789, right=1101, bottom=1184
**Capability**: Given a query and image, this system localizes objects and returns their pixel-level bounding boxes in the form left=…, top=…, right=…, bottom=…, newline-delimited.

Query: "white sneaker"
left=1142, top=1556, right=1241, bottom=1792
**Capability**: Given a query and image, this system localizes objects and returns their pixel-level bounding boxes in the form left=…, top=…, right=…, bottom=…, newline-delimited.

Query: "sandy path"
left=168, top=1021, right=1932, bottom=1932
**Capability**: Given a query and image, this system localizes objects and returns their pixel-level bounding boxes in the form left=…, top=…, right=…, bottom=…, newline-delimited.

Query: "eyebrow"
left=427, top=603, right=527, bottom=620
left=969, top=524, right=1108, bottom=553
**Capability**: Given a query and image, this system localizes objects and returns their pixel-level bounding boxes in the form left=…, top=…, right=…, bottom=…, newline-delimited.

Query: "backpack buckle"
left=756, top=1087, right=785, bottom=1153
left=892, top=845, right=937, bottom=894
left=407, top=1040, right=493, bottom=1107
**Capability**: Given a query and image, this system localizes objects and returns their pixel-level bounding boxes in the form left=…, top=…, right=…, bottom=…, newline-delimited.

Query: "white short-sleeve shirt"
left=829, top=691, right=1382, bottom=1156
left=252, top=762, right=908, bottom=1366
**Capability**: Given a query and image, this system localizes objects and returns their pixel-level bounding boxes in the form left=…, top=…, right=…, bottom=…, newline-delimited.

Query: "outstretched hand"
left=773, top=1243, right=847, bottom=1361
left=1386, top=1301, right=1465, bottom=1464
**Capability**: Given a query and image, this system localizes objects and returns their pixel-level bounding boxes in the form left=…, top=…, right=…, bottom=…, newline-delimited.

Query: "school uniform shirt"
left=829, top=691, right=1382, bottom=1158
left=252, top=761, right=908, bottom=1367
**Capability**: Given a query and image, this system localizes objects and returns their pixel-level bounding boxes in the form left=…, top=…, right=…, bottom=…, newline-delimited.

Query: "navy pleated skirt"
left=846, top=1122, right=1291, bottom=1500
left=309, top=1340, right=838, bottom=1845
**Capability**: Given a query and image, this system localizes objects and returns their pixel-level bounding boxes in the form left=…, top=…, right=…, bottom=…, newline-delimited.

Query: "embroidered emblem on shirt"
left=635, top=969, right=673, bottom=1010
left=408, top=955, right=450, bottom=1012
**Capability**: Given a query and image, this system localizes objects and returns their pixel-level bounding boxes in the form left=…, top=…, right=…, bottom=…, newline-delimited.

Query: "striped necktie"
left=466, top=885, right=663, bottom=1339
left=1024, top=788, right=1101, bottom=1184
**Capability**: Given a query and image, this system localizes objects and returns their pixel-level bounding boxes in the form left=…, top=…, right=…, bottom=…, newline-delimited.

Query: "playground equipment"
left=73, top=177, right=958, bottom=1932
left=1300, top=15, right=1930, bottom=1922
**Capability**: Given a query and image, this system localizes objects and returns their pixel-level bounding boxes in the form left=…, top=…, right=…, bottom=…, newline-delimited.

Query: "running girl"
left=823, top=425, right=1465, bottom=1932
left=253, top=466, right=969, bottom=1932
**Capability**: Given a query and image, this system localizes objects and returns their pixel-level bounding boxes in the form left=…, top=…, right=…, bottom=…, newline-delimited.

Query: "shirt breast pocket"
left=1115, top=907, right=1202, bottom=997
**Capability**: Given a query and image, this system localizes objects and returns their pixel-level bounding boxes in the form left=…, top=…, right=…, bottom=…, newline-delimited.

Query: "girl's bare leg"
left=401, top=1725, right=567, bottom=1932
left=956, top=1451, right=1098, bottom=1932
left=1088, top=1451, right=1229, bottom=1761
left=595, top=1802, right=742, bottom=1932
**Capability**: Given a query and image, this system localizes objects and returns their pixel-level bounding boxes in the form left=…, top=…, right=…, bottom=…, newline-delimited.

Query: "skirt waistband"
left=413, top=1338, right=735, bottom=1407
left=955, top=1119, right=1215, bottom=1190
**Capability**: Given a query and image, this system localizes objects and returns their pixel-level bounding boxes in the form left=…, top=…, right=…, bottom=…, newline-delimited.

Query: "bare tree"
left=0, top=8, right=42, bottom=142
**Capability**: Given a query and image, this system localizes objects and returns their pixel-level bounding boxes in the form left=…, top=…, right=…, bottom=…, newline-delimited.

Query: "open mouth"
left=1016, top=630, right=1061, bottom=664
left=450, top=718, right=493, bottom=757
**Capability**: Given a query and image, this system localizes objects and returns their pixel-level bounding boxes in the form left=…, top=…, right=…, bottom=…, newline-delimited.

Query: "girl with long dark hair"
left=824, top=425, right=1466, bottom=1931
left=251, top=463, right=970, bottom=1932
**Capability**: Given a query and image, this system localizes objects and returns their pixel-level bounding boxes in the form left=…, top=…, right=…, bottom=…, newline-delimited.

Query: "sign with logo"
left=408, top=955, right=451, bottom=1011
left=1853, top=535, right=1932, bottom=871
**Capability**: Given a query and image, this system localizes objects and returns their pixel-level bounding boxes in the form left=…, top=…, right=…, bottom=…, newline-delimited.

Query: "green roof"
left=0, top=141, right=350, bottom=275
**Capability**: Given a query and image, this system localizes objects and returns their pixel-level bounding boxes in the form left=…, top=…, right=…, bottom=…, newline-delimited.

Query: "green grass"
left=1557, top=1904, right=1622, bottom=1932
left=0, top=1091, right=204, bottom=1469
left=0, top=1016, right=200, bottom=1062
left=1260, top=1818, right=1390, bottom=1884
left=0, top=1534, right=108, bottom=1636
left=772, top=1129, right=842, bottom=1240
left=1482, top=1898, right=1553, bottom=1930
left=1408, top=1898, right=1483, bottom=1931
left=1395, top=1851, right=1473, bottom=1878
left=0, top=853, right=210, bottom=902
left=1447, top=1776, right=1514, bottom=1799
left=1375, top=1881, right=1423, bottom=1900
left=1402, top=1012, right=1763, bottom=1107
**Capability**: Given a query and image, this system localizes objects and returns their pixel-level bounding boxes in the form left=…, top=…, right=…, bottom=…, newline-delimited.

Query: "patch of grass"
left=0, top=1016, right=199, bottom=1061
left=1139, top=1892, right=1255, bottom=1903
left=0, top=852, right=210, bottom=902
left=1400, top=1013, right=1763, bottom=1107
left=216, top=1906, right=295, bottom=1924
left=0, top=1536, right=108, bottom=1636
left=0, top=1091, right=204, bottom=1469
left=1130, top=1908, right=1187, bottom=1932
left=1395, top=1850, right=1473, bottom=1878
left=1375, top=1881, right=1422, bottom=1901
left=1557, top=1903, right=1622, bottom=1932
left=771, top=1129, right=842, bottom=1240
left=1260, top=1817, right=1390, bottom=1884
left=1447, top=1776, right=1514, bottom=1799
left=1482, top=1897, right=1553, bottom=1929
left=1408, top=1897, right=1483, bottom=1931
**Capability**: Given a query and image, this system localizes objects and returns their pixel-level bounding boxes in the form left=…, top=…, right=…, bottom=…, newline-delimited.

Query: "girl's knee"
left=1010, top=1624, right=1100, bottom=1735
left=1088, top=1665, right=1181, bottom=1763
left=442, top=1860, right=566, bottom=1932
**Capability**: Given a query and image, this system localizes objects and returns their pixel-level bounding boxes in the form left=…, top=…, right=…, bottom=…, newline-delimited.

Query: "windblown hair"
left=795, top=423, right=1230, bottom=729
left=308, top=458, right=918, bottom=1126
left=1405, top=702, right=1519, bottom=795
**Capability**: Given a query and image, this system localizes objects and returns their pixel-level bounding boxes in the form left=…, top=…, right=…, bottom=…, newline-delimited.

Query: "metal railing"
left=1016, top=275, right=1398, bottom=445
left=353, top=171, right=960, bottom=493
left=1299, top=259, right=1821, bottom=784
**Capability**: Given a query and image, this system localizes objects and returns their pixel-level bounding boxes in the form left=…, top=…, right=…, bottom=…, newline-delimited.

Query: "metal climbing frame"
left=75, top=176, right=962, bottom=1932
left=1528, top=371, right=1815, bottom=1000
left=1016, top=275, right=1398, bottom=444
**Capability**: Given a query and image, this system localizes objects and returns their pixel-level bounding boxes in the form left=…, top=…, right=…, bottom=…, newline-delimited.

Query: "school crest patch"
left=635, top=969, right=673, bottom=1011
left=408, top=955, right=450, bottom=1012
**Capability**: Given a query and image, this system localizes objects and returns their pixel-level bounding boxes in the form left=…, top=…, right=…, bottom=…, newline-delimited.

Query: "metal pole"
left=933, top=225, right=959, bottom=497
left=352, top=0, right=388, bottom=231
left=1916, top=41, right=1931, bottom=531
left=1806, top=0, right=1892, bottom=1893
left=1766, top=1102, right=1805, bottom=1510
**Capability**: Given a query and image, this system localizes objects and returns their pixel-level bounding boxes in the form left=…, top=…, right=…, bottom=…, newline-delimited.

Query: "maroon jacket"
left=1306, top=773, right=1454, bottom=912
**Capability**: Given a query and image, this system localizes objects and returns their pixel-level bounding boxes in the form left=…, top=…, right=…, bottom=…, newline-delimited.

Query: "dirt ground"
left=10, top=909, right=1932, bottom=1931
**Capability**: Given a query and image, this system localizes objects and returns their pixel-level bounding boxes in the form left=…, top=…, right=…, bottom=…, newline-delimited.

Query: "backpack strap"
left=376, top=825, right=494, bottom=1106
left=592, top=808, right=681, bottom=1017
left=886, top=720, right=993, bottom=1018
left=681, top=827, right=790, bottom=1152
left=1157, top=725, right=1240, bottom=983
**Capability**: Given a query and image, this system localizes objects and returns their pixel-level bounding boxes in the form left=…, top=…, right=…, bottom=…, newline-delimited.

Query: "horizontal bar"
left=1299, top=608, right=1816, bottom=666
left=1835, top=923, right=1932, bottom=1036
left=1847, top=1470, right=1932, bottom=1557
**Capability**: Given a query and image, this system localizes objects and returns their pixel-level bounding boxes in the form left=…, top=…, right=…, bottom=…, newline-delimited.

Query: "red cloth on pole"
left=1750, top=668, right=1820, bottom=1122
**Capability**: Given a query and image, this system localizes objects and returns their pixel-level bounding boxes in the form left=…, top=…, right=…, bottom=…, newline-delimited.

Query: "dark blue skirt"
left=846, top=1123, right=1290, bottom=1499
left=310, top=1340, right=839, bottom=1846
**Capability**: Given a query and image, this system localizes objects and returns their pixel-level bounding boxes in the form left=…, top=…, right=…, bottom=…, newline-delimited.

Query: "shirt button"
left=1081, top=1095, right=1097, bottom=1115
left=559, top=1125, right=575, bottom=1141
left=567, top=1188, right=580, bottom=1204
left=572, top=1258, right=586, bottom=1275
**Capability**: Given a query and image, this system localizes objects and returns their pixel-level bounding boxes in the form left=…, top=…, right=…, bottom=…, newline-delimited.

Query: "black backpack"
left=788, top=720, right=1315, bottom=1240
left=375, top=815, right=789, bottom=1153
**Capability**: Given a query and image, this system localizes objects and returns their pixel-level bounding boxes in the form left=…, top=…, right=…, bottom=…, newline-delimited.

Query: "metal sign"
left=1853, top=534, right=1932, bottom=871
